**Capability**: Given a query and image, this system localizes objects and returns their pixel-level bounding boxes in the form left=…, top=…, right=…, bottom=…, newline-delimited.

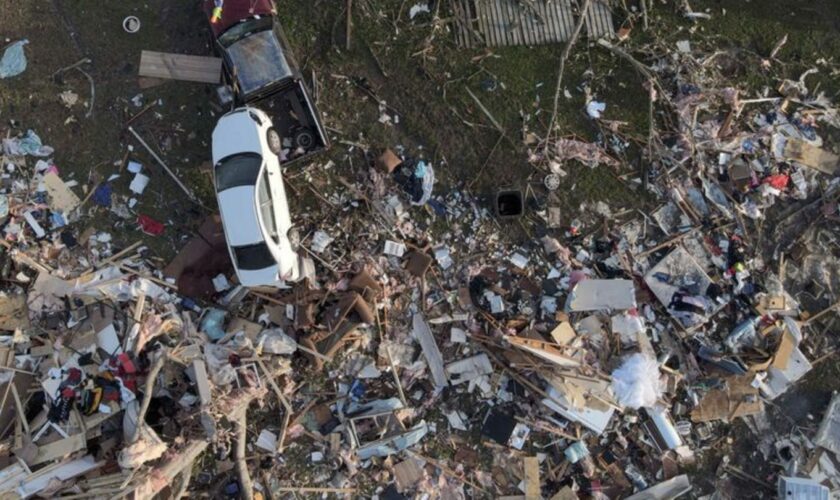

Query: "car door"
left=263, top=155, right=296, bottom=265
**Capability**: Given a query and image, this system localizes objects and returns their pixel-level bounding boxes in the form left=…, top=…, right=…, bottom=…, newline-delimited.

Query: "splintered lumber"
left=272, top=487, right=357, bottom=494
left=131, top=440, right=208, bottom=498
left=138, top=51, right=222, bottom=84
left=235, top=411, right=254, bottom=500
left=505, top=336, right=581, bottom=368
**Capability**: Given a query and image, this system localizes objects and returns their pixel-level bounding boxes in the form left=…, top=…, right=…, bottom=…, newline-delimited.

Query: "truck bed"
left=249, top=80, right=328, bottom=165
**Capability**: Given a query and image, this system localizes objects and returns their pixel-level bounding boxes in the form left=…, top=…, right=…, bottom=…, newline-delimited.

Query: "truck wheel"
left=267, top=128, right=282, bottom=155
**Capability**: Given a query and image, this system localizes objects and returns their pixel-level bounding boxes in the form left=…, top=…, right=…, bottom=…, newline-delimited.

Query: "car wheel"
left=267, top=128, right=282, bottom=155
left=293, top=128, right=316, bottom=151
left=287, top=227, right=300, bottom=251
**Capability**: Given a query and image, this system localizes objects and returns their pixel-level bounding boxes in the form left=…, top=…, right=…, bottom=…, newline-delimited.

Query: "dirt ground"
left=3, top=0, right=840, bottom=498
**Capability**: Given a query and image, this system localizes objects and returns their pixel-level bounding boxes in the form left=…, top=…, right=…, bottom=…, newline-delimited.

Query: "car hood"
left=217, top=186, right=261, bottom=246
left=212, top=110, right=263, bottom=161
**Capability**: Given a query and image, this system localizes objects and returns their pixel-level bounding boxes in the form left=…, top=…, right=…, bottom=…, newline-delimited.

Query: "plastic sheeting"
left=2, top=129, right=54, bottom=157
left=257, top=328, right=297, bottom=355
left=611, top=353, right=663, bottom=409
left=0, top=40, right=28, bottom=79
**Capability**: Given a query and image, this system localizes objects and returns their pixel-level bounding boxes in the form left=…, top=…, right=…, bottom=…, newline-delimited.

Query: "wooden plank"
left=493, top=0, right=507, bottom=46
left=543, top=1, right=560, bottom=43
left=549, top=322, right=576, bottom=345
left=476, top=0, right=492, bottom=48
left=523, top=456, right=540, bottom=500
left=192, top=360, right=212, bottom=406
left=783, top=138, right=840, bottom=175
left=32, top=432, right=87, bottom=465
left=507, top=0, right=522, bottom=46
left=585, top=0, right=614, bottom=39
left=506, top=336, right=581, bottom=367
left=138, top=51, right=222, bottom=84
left=523, top=2, right=538, bottom=45
left=487, top=0, right=503, bottom=46
left=534, top=2, right=551, bottom=43
left=44, top=173, right=81, bottom=213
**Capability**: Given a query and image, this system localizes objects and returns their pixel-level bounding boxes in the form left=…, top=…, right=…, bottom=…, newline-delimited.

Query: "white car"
left=212, top=107, right=300, bottom=286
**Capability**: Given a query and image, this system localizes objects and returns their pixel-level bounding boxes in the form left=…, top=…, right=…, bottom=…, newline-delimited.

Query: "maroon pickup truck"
left=204, top=0, right=328, bottom=163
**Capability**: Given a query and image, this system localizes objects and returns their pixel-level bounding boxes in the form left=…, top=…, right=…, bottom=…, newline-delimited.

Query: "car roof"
left=217, top=185, right=263, bottom=246
left=204, top=0, right=275, bottom=38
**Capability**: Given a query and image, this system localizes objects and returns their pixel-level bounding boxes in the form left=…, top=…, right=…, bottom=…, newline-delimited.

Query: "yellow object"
left=211, top=6, right=223, bottom=23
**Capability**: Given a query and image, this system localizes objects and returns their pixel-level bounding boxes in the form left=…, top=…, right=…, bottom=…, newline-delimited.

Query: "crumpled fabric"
left=610, top=353, right=663, bottom=409
left=137, top=215, right=164, bottom=236
left=0, top=39, right=28, bottom=79
left=2, top=129, right=54, bottom=157
left=764, top=173, right=790, bottom=190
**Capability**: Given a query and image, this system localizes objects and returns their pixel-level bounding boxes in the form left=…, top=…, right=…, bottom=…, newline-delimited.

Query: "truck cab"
left=204, top=0, right=328, bottom=164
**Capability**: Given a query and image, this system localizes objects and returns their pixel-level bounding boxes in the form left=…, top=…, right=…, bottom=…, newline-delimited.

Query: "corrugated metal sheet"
left=453, top=0, right=614, bottom=48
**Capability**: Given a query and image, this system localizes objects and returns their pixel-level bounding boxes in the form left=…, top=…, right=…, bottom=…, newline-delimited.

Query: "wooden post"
left=346, top=0, right=353, bottom=50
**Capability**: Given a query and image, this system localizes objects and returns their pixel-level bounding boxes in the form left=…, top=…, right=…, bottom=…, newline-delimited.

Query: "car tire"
left=293, top=128, right=316, bottom=151
left=267, top=128, right=282, bottom=155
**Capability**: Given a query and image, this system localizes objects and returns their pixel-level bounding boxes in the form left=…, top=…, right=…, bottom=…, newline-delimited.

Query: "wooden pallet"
left=453, top=0, right=614, bottom=48
left=138, top=50, right=222, bottom=84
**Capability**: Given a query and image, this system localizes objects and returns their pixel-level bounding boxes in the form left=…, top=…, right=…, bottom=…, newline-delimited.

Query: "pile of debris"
left=3, top=14, right=840, bottom=500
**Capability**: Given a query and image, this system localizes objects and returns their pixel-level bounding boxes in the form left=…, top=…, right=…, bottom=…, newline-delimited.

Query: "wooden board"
left=506, top=336, right=580, bottom=368
left=783, top=138, right=840, bottom=175
left=32, top=432, right=87, bottom=466
left=523, top=456, right=540, bottom=500
left=192, top=360, right=212, bottom=406
left=43, top=173, right=80, bottom=213
left=394, top=459, right=424, bottom=492
left=0, top=294, right=29, bottom=332
left=138, top=51, right=222, bottom=84
left=690, top=375, right=763, bottom=423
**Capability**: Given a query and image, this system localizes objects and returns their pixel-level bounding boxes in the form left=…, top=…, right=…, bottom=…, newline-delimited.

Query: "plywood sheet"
left=139, top=51, right=222, bottom=84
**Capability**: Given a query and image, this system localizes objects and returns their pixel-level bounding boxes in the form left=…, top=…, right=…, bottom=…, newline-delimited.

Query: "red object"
left=118, top=353, right=137, bottom=375
left=137, top=215, right=165, bottom=236
left=763, top=174, right=790, bottom=190
left=204, top=0, right=274, bottom=38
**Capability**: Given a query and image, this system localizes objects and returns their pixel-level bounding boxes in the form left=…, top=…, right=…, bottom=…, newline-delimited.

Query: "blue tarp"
left=0, top=40, right=29, bottom=79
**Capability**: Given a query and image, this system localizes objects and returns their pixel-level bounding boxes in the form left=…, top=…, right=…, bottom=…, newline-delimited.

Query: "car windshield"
left=215, top=153, right=262, bottom=191
left=225, top=28, right=292, bottom=96
left=233, top=242, right=276, bottom=271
